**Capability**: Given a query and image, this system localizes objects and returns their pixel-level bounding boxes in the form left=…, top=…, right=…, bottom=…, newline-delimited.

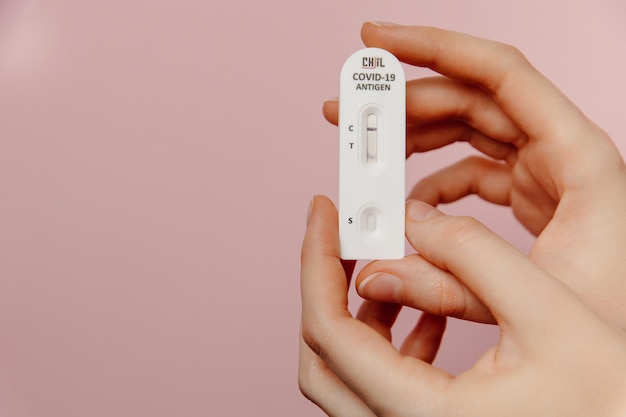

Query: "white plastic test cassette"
left=339, top=47, right=405, bottom=260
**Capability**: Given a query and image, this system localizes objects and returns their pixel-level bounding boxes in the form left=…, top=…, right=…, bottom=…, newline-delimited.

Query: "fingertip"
left=361, top=21, right=408, bottom=47
left=366, top=21, right=405, bottom=28
left=360, top=21, right=381, bottom=46
left=357, top=272, right=402, bottom=302
left=399, top=313, right=447, bottom=363
left=302, top=194, right=341, bottom=261
left=306, top=196, right=315, bottom=226
left=322, top=98, right=339, bottom=125
left=406, top=199, right=440, bottom=222
left=307, top=194, right=336, bottom=227
left=357, top=272, right=379, bottom=295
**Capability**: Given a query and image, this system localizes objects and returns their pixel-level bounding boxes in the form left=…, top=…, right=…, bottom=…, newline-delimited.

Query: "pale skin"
left=300, top=22, right=626, bottom=417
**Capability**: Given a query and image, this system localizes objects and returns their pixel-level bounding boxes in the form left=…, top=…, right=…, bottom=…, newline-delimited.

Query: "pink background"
left=1, top=0, right=625, bottom=416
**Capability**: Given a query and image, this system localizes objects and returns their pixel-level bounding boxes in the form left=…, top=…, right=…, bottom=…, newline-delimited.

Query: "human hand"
left=323, top=23, right=626, bottom=328
left=299, top=195, right=626, bottom=417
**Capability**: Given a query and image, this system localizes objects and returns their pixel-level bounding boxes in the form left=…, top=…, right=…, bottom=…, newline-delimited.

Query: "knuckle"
left=456, top=124, right=479, bottom=144
left=297, top=356, right=325, bottom=408
left=492, top=41, right=530, bottom=69
left=298, top=325, right=324, bottom=401
left=501, top=43, right=527, bottom=62
left=433, top=277, right=467, bottom=318
left=440, top=215, right=484, bottom=249
left=302, top=325, right=321, bottom=355
left=487, top=42, right=532, bottom=93
left=298, top=325, right=334, bottom=408
left=297, top=365, right=315, bottom=401
left=300, top=319, right=324, bottom=358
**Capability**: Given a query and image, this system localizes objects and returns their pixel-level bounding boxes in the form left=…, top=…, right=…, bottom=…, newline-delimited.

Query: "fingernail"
left=307, top=196, right=315, bottom=225
left=406, top=199, right=439, bottom=221
left=369, top=21, right=403, bottom=27
left=358, top=272, right=402, bottom=301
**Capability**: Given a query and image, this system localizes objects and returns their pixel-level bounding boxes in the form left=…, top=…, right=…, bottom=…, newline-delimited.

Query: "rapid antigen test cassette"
left=339, top=47, right=406, bottom=260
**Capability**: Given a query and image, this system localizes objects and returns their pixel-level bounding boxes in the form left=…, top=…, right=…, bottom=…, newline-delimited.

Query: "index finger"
left=403, top=199, right=584, bottom=336
left=360, top=23, right=588, bottom=140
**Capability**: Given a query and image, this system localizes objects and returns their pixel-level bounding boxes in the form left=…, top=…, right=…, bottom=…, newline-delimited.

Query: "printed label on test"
left=339, top=47, right=406, bottom=260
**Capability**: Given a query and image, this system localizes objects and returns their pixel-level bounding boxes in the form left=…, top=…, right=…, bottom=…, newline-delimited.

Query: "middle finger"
left=405, top=77, right=526, bottom=149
